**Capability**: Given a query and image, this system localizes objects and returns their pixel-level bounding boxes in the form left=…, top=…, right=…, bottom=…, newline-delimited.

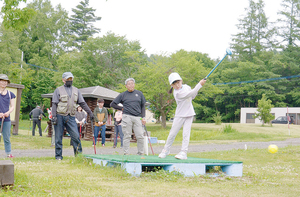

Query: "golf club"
left=204, top=48, right=232, bottom=80
left=91, top=120, right=96, bottom=154
left=0, top=117, right=4, bottom=142
left=79, top=125, right=82, bottom=139
left=143, top=125, right=154, bottom=155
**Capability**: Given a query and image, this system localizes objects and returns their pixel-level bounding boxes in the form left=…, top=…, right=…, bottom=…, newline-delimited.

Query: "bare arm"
left=4, top=98, right=15, bottom=117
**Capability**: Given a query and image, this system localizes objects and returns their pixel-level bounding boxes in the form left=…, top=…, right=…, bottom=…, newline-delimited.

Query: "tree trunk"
left=161, top=112, right=167, bottom=128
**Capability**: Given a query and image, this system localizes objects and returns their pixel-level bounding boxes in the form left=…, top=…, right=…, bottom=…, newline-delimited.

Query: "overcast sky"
left=19, top=0, right=283, bottom=59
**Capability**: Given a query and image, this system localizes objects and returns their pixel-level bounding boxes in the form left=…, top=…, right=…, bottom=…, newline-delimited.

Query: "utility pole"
left=20, top=51, right=23, bottom=83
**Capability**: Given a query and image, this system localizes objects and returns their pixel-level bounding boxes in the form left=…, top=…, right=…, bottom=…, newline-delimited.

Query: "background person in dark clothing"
left=110, top=78, right=146, bottom=155
left=51, top=72, right=94, bottom=160
left=29, top=106, right=46, bottom=136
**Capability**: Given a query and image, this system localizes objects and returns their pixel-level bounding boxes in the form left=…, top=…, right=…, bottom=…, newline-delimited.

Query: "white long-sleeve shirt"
left=173, top=83, right=202, bottom=118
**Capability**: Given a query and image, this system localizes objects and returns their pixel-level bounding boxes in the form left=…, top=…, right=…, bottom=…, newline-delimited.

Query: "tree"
left=56, top=32, right=146, bottom=89
left=70, top=0, right=101, bottom=49
left=277, top=0, right=300, bottom=47
left=231, top=0, right=275, bottom=61
left=20, top=0, right=70, bottom=67
left=0, top=0, right=35, bottom=30
left=253, top=94, right=275, bottom=125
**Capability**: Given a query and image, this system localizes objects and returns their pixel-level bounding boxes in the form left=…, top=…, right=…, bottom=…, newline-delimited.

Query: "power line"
left=26, top=63, right=58, bottom=72
left=212, top=75, right=300, bottom=85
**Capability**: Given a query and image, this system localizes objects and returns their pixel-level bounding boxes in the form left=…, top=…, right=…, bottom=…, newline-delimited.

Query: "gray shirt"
left=29, top=108, right=46, bottom=120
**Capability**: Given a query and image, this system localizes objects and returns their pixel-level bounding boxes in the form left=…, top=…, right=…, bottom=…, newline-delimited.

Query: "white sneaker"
left=158, top=149, right=169, bottom=158
left=175, top=151, right=187, bottom=160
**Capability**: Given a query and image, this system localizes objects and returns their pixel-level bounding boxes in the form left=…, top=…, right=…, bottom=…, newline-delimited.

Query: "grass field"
left=0, top=121, right=299, bottom=196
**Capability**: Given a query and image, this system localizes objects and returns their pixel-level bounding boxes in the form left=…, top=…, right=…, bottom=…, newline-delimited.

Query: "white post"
left=287, top=106, right=290, bottom=135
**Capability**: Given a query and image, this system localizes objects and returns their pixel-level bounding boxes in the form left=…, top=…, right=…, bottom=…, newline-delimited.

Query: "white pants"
left=163, top=116, right=193, bottom=153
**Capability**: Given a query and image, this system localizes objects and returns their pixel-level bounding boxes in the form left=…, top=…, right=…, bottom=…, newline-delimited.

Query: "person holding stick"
left=0, top=74, right=15, bottom=158
left=158, top=72, right=206, bottom=160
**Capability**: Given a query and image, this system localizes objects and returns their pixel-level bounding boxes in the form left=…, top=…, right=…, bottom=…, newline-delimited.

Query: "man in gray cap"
left=51, top=72, right=94, bottom=160
left=0, top=74, right=15, bottom=158
left=29, top=105, right=46, bottom=136
left=110, top=78, right=146, bottom=155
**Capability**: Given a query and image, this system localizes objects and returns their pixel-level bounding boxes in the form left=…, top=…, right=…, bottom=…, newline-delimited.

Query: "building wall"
left=145, top=109, right=156, bottom=123
left=240, top=107, right=300, bottom=124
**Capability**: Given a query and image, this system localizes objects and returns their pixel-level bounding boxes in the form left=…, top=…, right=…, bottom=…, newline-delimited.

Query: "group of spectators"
left=1, top=71, right=204, bottom=161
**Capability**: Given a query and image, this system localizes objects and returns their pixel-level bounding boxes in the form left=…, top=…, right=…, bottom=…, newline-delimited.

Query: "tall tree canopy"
left=70, top=0, right=101, bottom=49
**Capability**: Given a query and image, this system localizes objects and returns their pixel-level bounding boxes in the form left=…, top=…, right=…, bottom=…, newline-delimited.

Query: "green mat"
left=84, top=154, right=242, bottom=164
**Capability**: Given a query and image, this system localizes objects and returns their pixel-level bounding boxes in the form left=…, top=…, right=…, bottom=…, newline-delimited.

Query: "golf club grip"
left=205, top=54, right=228, bottom=79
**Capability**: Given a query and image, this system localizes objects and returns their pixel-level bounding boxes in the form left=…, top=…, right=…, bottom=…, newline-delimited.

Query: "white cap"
left=117, top=103, right=123, bottom=107
left=168, top=72, right=182, bottom=85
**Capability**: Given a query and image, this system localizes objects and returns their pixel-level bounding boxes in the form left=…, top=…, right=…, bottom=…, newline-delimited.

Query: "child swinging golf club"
left=158, top=72, right=206, bottom=160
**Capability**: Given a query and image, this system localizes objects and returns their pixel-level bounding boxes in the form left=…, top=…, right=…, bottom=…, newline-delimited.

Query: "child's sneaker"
left=158, top=149, right=169, bottom=158
left=175, top=151, right=187, bottom=160
left=7, top=154, right=15, bottom=158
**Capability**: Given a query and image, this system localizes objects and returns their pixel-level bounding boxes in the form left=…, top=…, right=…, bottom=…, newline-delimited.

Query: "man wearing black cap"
left=51, top=72, right=94, bottom=160
left=29, top=105, right=46, bottom=136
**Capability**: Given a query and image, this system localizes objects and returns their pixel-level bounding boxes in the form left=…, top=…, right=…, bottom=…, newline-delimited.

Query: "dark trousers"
left=32, top=119, right=42, bottom=136
left=54, top=114, right=82, bottom=160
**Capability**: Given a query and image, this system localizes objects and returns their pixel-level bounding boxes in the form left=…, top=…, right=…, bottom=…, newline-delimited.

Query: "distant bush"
left=212, top=112, right=222, bottom=125
left=222, top=124, right=238, bottom=133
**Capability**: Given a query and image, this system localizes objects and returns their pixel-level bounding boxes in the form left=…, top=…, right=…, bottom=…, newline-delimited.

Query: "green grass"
left=1, top=146, right=300, bottom=196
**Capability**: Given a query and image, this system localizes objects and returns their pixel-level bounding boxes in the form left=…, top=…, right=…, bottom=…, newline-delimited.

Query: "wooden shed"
left=7, top=83, right=25, bottom=135
left=41, top=86, right=137, bottom=142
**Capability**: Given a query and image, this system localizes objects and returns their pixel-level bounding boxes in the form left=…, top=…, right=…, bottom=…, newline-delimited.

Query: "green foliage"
left=253, top=94, right=275, bottom=125
left=277, top=0, right=300, bottom=47
left=212, top=112, right=222, bottom=125
left=1, top=0, right=36, bottom=30
left=70, top=0, right=101, bottom=49
left=221, top=124, right=238, bottom=133
left=231, top=0, right=275, bottom=61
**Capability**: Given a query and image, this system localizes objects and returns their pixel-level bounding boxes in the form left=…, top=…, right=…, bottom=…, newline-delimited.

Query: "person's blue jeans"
left=54, top=114, right=82, bottom=160
left=0, top=120, right=12, bottom=155
left=114, top=125, right=123, bottom=147
left=94, top=125, right=106, bottom=145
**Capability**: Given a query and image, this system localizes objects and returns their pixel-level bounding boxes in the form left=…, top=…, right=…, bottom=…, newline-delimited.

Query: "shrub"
left=212, top=112, right=222, bottom=125
left=222, top=124, right=238, bottom=133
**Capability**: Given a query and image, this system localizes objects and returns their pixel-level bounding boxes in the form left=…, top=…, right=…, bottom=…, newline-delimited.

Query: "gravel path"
left=3, top=138, right=300, bottom=158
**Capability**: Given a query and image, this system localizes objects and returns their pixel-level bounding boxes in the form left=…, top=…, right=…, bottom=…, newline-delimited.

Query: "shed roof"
left=41, top=86, right=120, bottom=101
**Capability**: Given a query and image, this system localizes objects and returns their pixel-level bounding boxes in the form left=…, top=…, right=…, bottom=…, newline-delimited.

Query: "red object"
left=79, top=126, right=82, bottom=139
left=93, top=136, right=97, bottom=154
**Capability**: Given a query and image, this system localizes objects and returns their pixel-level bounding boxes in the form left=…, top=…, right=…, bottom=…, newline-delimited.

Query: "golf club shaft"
left=205, top=53, right=228, bottom=79
left=0, top=117, right=4, bottom=142
left=79, top=125, right=82, bottom=139
left=144, top=125, right=154, bottom=155
left=91, top=120, right=96, bottom=154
